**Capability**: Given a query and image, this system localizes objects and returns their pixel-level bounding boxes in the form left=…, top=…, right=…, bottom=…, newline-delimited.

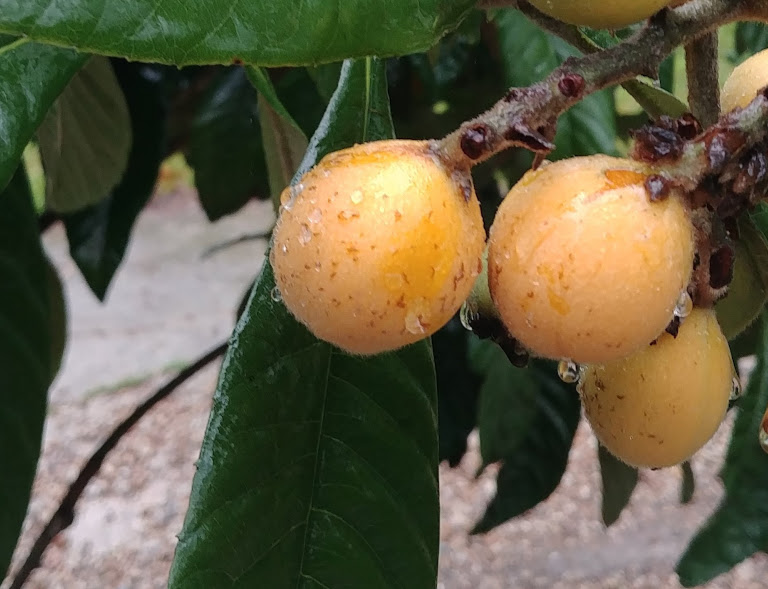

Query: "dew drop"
left=308, top=207, right=322, bottom=224
left=558, top=359, right=580, bottom=384
left=270, top=286, right=282, bottom=302
left=674, top=291, right=693, bottom=319
left=730, top=375, right=743, bottom=401
left=460, top=301, right=479, bottom=331
left=298, top=224, right=312, bottom=245
left=405, top=312, right=426, bottom=335
left=281, top=243, right=288, bottom=254
left=350, top=190, right=364, bottom=204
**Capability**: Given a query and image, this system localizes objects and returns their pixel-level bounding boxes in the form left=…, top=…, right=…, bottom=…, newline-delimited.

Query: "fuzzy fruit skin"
left=721, top=48, right=768, bottom=113
left=488, top=155, right=694, bottom=364
left=270, top=140, right=485, bottom=355
left=526, top=0, right=674, bottom=29
left=581, top=308, right=733, bottom=468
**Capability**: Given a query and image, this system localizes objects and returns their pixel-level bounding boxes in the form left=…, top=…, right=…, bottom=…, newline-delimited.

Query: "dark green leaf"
left=0, top=1, right=474, bottom=67
left=186, top=67, right=268, bottom=220
left=734, top=23, right=768, bottom=62
left=247, top=68, right=309, bottom=211
left=63, top=60, right=167, bottom=300
left=434, top=318, right=480, bottom=467
left=621, top=79, right=689, bottom=119
left=170, top=57, right=440, bottom=589
left=0, top=37, right=87, bottom=192
left=0, top=166, right=51, bottom=578
left=598, top=445, right=638, bottom=526
left=495, top=10, right=616, bottom=159
left=38, top=56, right=131, bottom=213
left=45, top=257, right=67, bottom=379
left=471, top=355, right=580, bottom=535
left=676, top=314, right=768, bottom=586
left=680, top=461, right=695, bottom=505
left=716, top=216, right=768, bottom=340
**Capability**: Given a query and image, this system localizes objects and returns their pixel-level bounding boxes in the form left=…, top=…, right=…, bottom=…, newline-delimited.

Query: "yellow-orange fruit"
left=581, top=308, right=734, bottom=468
left=526, top=0, right=675, bottom=29
left=488, top=155, right=695, bottom=364
left=270, top=140, right=485, bottom=355
left=721, top=48, right=768, bottom=113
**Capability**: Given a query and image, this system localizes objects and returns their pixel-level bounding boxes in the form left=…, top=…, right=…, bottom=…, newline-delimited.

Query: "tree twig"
left=438, top=0, right=765, bottom=167
left=8, top=340, right=228, bottom=589
left=686, top=32, right=721, bottom=126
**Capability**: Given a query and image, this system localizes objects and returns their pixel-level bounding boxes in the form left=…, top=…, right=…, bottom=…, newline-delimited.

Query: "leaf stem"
left=0, top=37, right=30, bottom=58
left=7, top=341, right=228, bottom=589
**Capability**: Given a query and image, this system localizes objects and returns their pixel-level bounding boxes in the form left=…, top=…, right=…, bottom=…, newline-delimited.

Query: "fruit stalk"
left=441, top=0, right=763, bottom=167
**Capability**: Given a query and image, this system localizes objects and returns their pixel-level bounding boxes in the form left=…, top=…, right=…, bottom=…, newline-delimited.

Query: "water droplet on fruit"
left=350, top=190, right=364, bottom=204
left=674, top=291, right=693, bottom=319
left=405, top=312, right=426, bottom=335
left=298, top=224, right=312, bottom=245
left=308, top=207, right=322, bottom=224
left=460, top=301, right=479, bottom=331
left=270, top=286, right=282, bottom=302
left=730, top=376, right=743, bottom=401
left=281, top=243, right=288, bottom=254
left=558, top=359, right=580, bottom=384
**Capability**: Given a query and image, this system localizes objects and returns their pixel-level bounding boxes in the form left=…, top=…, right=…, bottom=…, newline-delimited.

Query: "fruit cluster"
left=270, top=43, right=768, bottom=469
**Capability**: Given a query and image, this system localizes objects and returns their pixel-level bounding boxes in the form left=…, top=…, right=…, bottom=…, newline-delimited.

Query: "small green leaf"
left=0, top=166, right=52, bottom=578
left=716, top=216, right=768, bottom=340
left=676, top=314, right=768, bottom=586
left=0, top=37, right=87, bottom=192
left=170, top=57, right=440, bottom=589
left=472, top=356, right=580, bottom=535
left=38, top=56, right=132, bottom=213
left=63, top=60, right=167, bottom=300
left=622, top=79, right=689, bottom=119
left=598, top=445, right=638, bottom=526
left=0, top=1, right=474, bottom=67
left=680, top=461, right=695, bottom=505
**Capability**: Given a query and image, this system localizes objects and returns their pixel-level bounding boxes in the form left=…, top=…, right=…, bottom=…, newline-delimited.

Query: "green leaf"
left=434, top=319, right=480, bottom=467
left=169, top=57, right=440, bottom=589
left=45, top=256, right=67, bottom=379
left=0, top=37, right=87, bottom=192
left=734, top=23, right=768, bottom=62
left=621, top=79, right=689, bottom=119
left=0, top=1, right=474, bottom=67
left=716, top=216, right=768, bottom=340
left=186, top=67, right=268, bottom=221
left=0, top=166, right=52, bottom=578
left=680, top=461, right=695, bottom=505
left=471, top=354, right=580, bottom=535
left=598, top=445, right=638, bottom=527
left=247, top=68, right=309, bottom=211
left=63, top=60, right=167, bottom=300
left=676, top=314, right=768, bottom=586
left=495, top=10, right=616, bottom=160
left=38, top=56, right=132, bottom=213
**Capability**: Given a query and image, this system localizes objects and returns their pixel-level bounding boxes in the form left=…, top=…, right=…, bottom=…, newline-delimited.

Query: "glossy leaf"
left=676, top=315, right=768, bottom=586
left=38, top=56, right=131, bottom=213
left=715, top=216, right=768, bottom=340
left=169, top=58, right=440, bottom=589
left=63, top=60, right=167, bottom=300
left=495, top=10, right=616, bottom=160
left=598, top=445, right=638, bottom=527
left=435, top=319, right=481, bottom=467
left=0, top=1, right=474, bottom=67
left=0, top=166, right=52, bottom=578
left=472, top=352, right=580, bottom=535
left=186, top=67, right=268, bottom=220
left=0, top=37, right=87, bottom=192
left=247, top=68, right=309, bottom=210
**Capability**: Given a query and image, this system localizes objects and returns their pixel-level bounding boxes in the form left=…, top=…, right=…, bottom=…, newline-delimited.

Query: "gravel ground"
left=4, top=190, right=768, bottom=589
